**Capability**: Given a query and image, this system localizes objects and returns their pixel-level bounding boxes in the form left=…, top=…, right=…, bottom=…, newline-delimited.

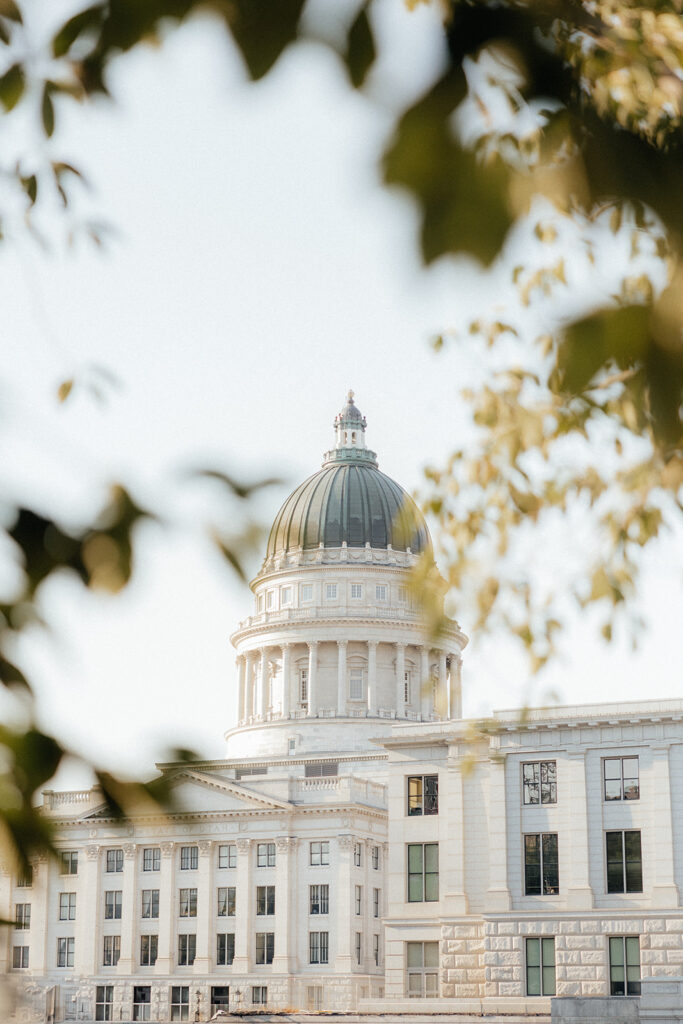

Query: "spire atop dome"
left=324, top=390, right=377, bottom=467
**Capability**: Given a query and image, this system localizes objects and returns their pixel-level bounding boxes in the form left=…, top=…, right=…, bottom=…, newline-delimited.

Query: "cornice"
left=47, top=801, right=387, bottom=829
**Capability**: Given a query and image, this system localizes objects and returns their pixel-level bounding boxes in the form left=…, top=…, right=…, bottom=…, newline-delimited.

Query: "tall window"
left=300, top=583, right=313, bottom=602
left=309, top=931, right=329, bottom=964
left=372, top=846, right=380, bottom=870
left=142, top=848, right=160, bottom=872
left=355, top=885, right=362, bottom=915
left=522, top=762, right=557, bottom=805
left=58, top=937, right=75, bottom=967
left=351, top=584, right=362, bottom=599
left=610, top=936, right=641, bottom=995
left=373, top=934, right=380, bottom=966
left=218, top=887, right=236, bottom=917
left=354, top=843, right=362, bottom=867
left=140, top=935, right=158, bottom=966
left=406, top=941, right=438, bottom=997
left=106, top=849, right=123, bottom=873
left=180, top=846, right=198, bottom=871
left=310, top=841, right=329, bottom=866
left=59, top=892, right=76, bottom=921
left=218, top=844, right=236, bottom=869
left=326, top=583, right=338, bottom=599
left=170, top=986, right=189, bottom=1021
left=355, top=932, right=362, bottom=965
left=95, top=986, right=113, bottom=1022
left=14, top=903, right=31, bottom=929
left=104, top=891, right=122, bottom=920
left=256, top=886, right=275, bottom=915
left=252, top=987, right=268, bottom=1006
left=524, top=834, right=559, bottom=895
left=349, top=668, right=364, bottom=700
left=604, top=757, right=639, bottom=801
left=103, top=935, right=119, bottom=966
left=12, top=946, right=29, bottom=969
left=257, top=843, right=276, bottom=867
left=281, top=585, right=293, bottom=605
left=216, top=933, right=235, bottom=966
left=17, top=866, right=33, bottom=887
left=373, top=888, right=380, bottom=918
left=606, top=831, right=642, bottom=893
left=398, top=585, right=407, bottom=603
left=60, top=851, right=78, bottom=875
left=141, top=889, right=159, bottom=919
left=407, top=843, right=439, bottom=902
left=177, top=934, right=196, bottom=966
left=376, top=585, right=387, bottom=601
left=179, top=888, right=197, bottom=917
left=132, top=986, right=151, bottom=1022
left=526, top=937, right=556, bottom=995
left=255, top=932, right=274, bottom=965
left=307, top=987, right=323, bottom=1011
left=309, top=884, right=329, bottom=915
left=403, top=670, right=411, bottom=704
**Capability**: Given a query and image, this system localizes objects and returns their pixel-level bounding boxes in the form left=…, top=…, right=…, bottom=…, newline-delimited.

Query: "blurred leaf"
left=52, top=3, right=104, bottom=58
left=559, top=306, right=651, bottom=394
left=344, top=4, right=376, bottom=89
left=211, top=534, right=247, bottom=582
left=188, top=468, right=281, bottom=498
left=20, top=173, right=37, bottom=205
left=0, top=654, right=30, bottom=691
left=0, top=61, right=24, bottom=110
left=222, top=0, right=305, bottom=81
left=0, top=0, right=21, bottom=22
left=41, top=82, right=55, bottom=137
left=57, top=378, right=74, bottom=403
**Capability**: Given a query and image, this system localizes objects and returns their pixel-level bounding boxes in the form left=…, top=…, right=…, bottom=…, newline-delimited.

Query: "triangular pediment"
left=157, top=768, right=293, bottom=813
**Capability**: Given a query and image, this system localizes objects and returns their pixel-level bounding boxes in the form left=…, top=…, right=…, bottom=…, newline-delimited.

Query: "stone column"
left=337, top=640, right=348, bottom=716
left=237, top=656, right=247, bottom=723
left=75, top=846, right=100, bottom=975
left=117, top=843, right=137, bottom=973
left=31, top=854, right=50, bottom=975
left=0, top=863, right=12, bottom=972
left=437, top=650, right=448, bottom=719
left=443, top=752, right=468, bottom=914
left=273, top=837, right=298, bottom=973
left=233, top=839, right=252, bottom=972
left=367, top=641, right=377, bottom=715
left=281, top=644, right=291, bottom=718
left=363, top=839, right=374, bottom=972
left=335, top=836, right=354, bottom=974
left=651, top=745, right=680, bottom=907
left=258, top=648, right=269, bottom=719
left=448, top=653, right=462, bottom=719
left=565, top=752, right=594, bottom=909
left=248, top=651, right=257, bottom=719
left=485, top=747, right=511, bottom=911
left=155, top=842, right=175, bottom=973
left=419, top=646, right=430, bottom=721
left=193, top=841, right=213, bottom=973
left=307, top=642, right=318, bottom=718
left=395, top=642, right=406, bottom=716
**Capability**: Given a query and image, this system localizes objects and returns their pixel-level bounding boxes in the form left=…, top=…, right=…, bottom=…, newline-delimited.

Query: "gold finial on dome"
left=347, top=389, right=355, bottom=403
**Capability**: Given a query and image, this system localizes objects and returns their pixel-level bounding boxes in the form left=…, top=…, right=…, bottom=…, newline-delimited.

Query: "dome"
left=265, top=394, right=431, bottom=559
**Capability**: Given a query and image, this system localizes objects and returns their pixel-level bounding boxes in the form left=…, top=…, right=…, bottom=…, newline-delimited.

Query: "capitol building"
left=3, top=394, right=683, bottom=1023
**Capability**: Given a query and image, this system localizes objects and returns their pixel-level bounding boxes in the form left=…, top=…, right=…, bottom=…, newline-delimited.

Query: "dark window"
left=305, top=762, right=338, bottom=777
left=216, top=933, right=235, bottom=966
left=179, top=888, right=197, bottom=917
left=180, top=846, right=198, bottom=871
left=102, top=935, right=119, bottom=966
left=171, top=986, right=189, bottom=1022
left=255, top=932, right=274, bottom=964
left=177, top=934, right=196, bottom=966
left=522, top=762, right=557, bottom=805
left=132, top=986, right=151, bottom=1022
left=104, top=891, right=122, bottom=920
left=218, top=887, right=236, bottom=917
left=407, top=844, right=439, bottom=902
left=407, top=775, right=438, bottom=815
left=606, top=831, right=642, bottom=893
left=140, top=935, right=157, bottom=966
left=106, top=849, right=123, bottom=873
left=310, top=884, right=329, bottom=915
left=610, top=936, right=641, bottom=995
left=142, top=848, right=160, bottom=872
left=95, top=986, right=113, bottom=1022
left=524, top=834, right=559, bottom=895
left=604, top=758, right=639, bottom=801
left=526, top=937, right=556, bottom=995
left=256, top=885, right=275, bottom=915
left=141, top=889, right=159, bottom=919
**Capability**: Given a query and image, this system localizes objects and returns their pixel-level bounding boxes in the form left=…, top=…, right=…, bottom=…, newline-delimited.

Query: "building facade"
left=2, top=394, right=681, bottom=1022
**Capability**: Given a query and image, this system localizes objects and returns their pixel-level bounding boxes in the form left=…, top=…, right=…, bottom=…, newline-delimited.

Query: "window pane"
left=604, top=759, right=622, bottom=780
left=425, top=972, right=438, bottom=996
left=408, top=846, right=423, bottom=872
left=406, top=943, right=423, bottom=968
left=424, top=873, right=439, bottom=902
left=542, top=938, right=556, bottom=966
left=526, top=966, right=541, bottom=996
left=625, top=937, right=640, bottom=965
left=407, top=974, right=422, bottom=996
left=605, top=779, right=623, bottom=800
left=423, top=942, right=439, bottom=968
left=424, top=845, right=438, bottom=873
left=526, top=938, right=540, bottom=967
left=408, top=875, right=423, bottom=902
left=542, top=965, right=556, bottom=996
left=542, top=834, right=559, bottom=894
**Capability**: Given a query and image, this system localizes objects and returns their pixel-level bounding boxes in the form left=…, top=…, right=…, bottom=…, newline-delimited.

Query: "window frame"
left=373, top=933, right=380, bottom=966
left=104, top=890, right=122, bottom=920
left=256, top=842, right=276, bottom=868
left=256, top=885, right=275, bottom=916
left=170, top=985, right=190, bottom=1022
left=524, top=833, right=559, bottom=896
left=354, top=842, right=362, bottom=867
left=102, top=935, right=120, bottom=967
left=15, top=902, right=31, bottom=929
left=179, top=846, right=198, bottom=871
left=132, top=986, right=151, bottom=1022
left=309, top=930, right=329, bottom=964
left=255, top=931, right=274, bottom=965
left=375, top=584, right=387, bottom=602
left=406, top=941, right=439, bottom=998
left=95, top=986, right=113, bottom=1022
left=309, top=841, right=330, bottom=866
left=407, top=775, right=439, bottom=816
left=603, top=757, right=640, bottom=801
left=60, top=851, right=78, bottom=875
left=252, top=986, right=268, bottom=1006
left=309, top=883, right=329, bottom=915
left=349, top=666, right=365, bottom=701
left=140, top=934, right=158, bottom=967
left=609, top=935, right=641, bottom=995
left=141, top=889, right=159, bottom=919
left=407, top=843, right=439, bottom=903
left=12, top=945, right=29, bottom=969
left=350, top=583, right=363, bottom=599
left=217, top=844, right=236, bottom=869
left=179, top=888, right=197, bottom=918
left=105, top=849, right=124, bottom=874
left=216, top=932, right=235, bottom=966
left=142, top=848, right=160, bottom=872
left=325, top=583, right=338, bottom=600
left=526, top=937, right=556, bottom=996
left=59, top=892, right=77, bottom=921
left=606, top=830, right=643, bottom=894
left=58, top=936, right=75, bottom=968
left=373, top=887, right=380, bottom=918
left=522, top=761, right=557, bottom=805
left=177, top=933, right=196, bottom=966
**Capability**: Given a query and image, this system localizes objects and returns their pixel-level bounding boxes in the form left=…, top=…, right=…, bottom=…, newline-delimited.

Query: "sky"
left=2, top=1, right=681, bottom=788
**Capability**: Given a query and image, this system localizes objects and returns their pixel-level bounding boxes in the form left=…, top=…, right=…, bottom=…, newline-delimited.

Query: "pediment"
left=158, top=769, right=293, bottom=813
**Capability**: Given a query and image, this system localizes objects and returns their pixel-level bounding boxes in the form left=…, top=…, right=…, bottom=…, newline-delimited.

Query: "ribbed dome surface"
left=266, top=462, right=430, bottom=558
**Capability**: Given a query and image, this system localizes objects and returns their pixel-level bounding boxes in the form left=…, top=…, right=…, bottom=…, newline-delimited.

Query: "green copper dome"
left=265, top=394, right=430, bottom=558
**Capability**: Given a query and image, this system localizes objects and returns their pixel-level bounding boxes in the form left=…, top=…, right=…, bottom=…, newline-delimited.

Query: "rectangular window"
left=372, top=845, right=380, bottom=870
left=349, top=667, right=364, bottom=700
left=102, top=935, right=119, bottom=967
left=255, top=932, right=274, bottom=964
left=281, top=586, right=293, bottom=605
left=310, top=841, right=330, bottom=866
left=307, top=987, right=323, bottom=1012
left=407, top=843, right=439, bottom=903
left=376, top=585, right=387, bottom=601
left=60, top=851, right=78, bottom=875
left=179, top=888, right=197, bottom=917
left=59, top=892, right=77, bottom=921
left=373, top=934, right=380, bottom=966
left=606, top=831, right=643, bottom=893
left=309, top=931, right=329, bottom=964
left=12, top=945, right=29, bottom=969
left=252, top=987, right=268, bottom=1006
left=604, top=757, right=640, bottom=801
left=180, top=846, right=198, bottom=871
left=257, top=842, right=276, bottom=867
left=309, top=884, right=329, bottom=915
left=216, top=932, right=235, bottom=966
left=609, top=936, right=641, bottom=995
left=58, top=936, right=75, bottom=967
left=177, top=934, right=196, bottom=966
left=141, top=889, right=159, bottom=919
left=104, top=891, right=122, bottom=920
left=142, top=848, right=160, bottom=872
left=526, top=937, right=556, bottom=995
left=403, top=670, right=411, bottom=704
left=354, top=843, right=362, bottom=867
left=95, top=985, right=113, bottom=1022
left=398, top=585, right=407, bottom=603
left=132, top=986, right=151, bottom=1022
left=266, top=590, right=275, bottom=609
left=17, top=866, right=33, bottom=887
left=406, top=941, right=439, bottom=998
left=524, top=834, right=559, bottom=895
left=106, top=849, right=123, bottom=873
left=15, top=903, right=31, bottom=929
left=218, top=844, right=236, bottom=869
left=523, top=761, right=557, bottom=805
left=305, top=761, right=338, bottom=777
left=301, top=583, right=313, bottom=602
left=140, top=934, right=158, bottom=966
left=351, top=584, right=362, bottom=599
left=326, top=583, right=337, bottom=599
left=170, top=986, right=189, bottom=1022
left=373, top=888, right=380, bottom=918
left=256, top=885, right=275, bottom=915
left=355, top=932, right=362, bottom=965
left=217, top=886, right=236, bottom=917
left=355, top=885, right=362, bottom=915
left=407, top=775, right=439, bottom=816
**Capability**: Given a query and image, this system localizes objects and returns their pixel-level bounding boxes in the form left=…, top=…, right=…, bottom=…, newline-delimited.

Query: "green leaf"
left=52, top=3, right=104, bottom=58
left=188, top=468, right=281, bottom=499
left=222, top=0, right=306, bottom=81
left=0, top=61, right=24, bottom=111
left=344, top=4, right=376, bottom=89
left=0, top=654, right=30, bottom=691
left=41, top=82, right=55, bottom=138
left=20, top=173, right=37, bottom=205
left=559, top=306, right=651, bottom=394
left=0, top=1, right=22, bottom=24
left=57, top=379, right=74, bottom=403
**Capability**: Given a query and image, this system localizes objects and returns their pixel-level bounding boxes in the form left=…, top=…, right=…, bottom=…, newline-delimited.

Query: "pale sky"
left=2, top=2, right=680, bottom=788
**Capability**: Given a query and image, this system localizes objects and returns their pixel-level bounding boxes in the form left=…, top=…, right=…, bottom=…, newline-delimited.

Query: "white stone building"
left=2, top=393, right=681, bottom=1023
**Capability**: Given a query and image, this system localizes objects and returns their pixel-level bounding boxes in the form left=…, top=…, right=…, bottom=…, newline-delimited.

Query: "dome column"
left=419, top=645, right=430, bottom=721
left=395, top=643, right=406, bottom=717
left=306, top=641, right=318, bottom=717
left=247, top=651, right=257, bottom=720
left=337, top=640, right=348, bottom=717
left=449, top=652, right=462, bottom=719
left=281, top=644, right=291, bottom=718
left=258, top=648, right=270, bottom=719
left=237, top=656, right=247, bottom=724
left=438, top=650, right=448, bottom=719
left=367, top=640, right=378, bottom=715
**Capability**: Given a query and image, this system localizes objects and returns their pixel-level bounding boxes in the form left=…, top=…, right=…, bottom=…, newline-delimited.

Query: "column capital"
left=161, top=842, right=175, bottom=859
left=198, top=840, right=212, bottom=857
left=123, top=843, right=136, bottom=860
left=367, top=639, right=378, bottom=649
left=337, top=638, right=348, bottom=648
left=281, top=640, right=292, bottom=650
left=308, top=640, right=319, bottom=650
left=338, top=834, right=356, bottom=850
left=275, top=836, right=298, bottom=852
left=85, top=845, right=101, bottom=861
left=236, top=838, right=251, bottom=854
